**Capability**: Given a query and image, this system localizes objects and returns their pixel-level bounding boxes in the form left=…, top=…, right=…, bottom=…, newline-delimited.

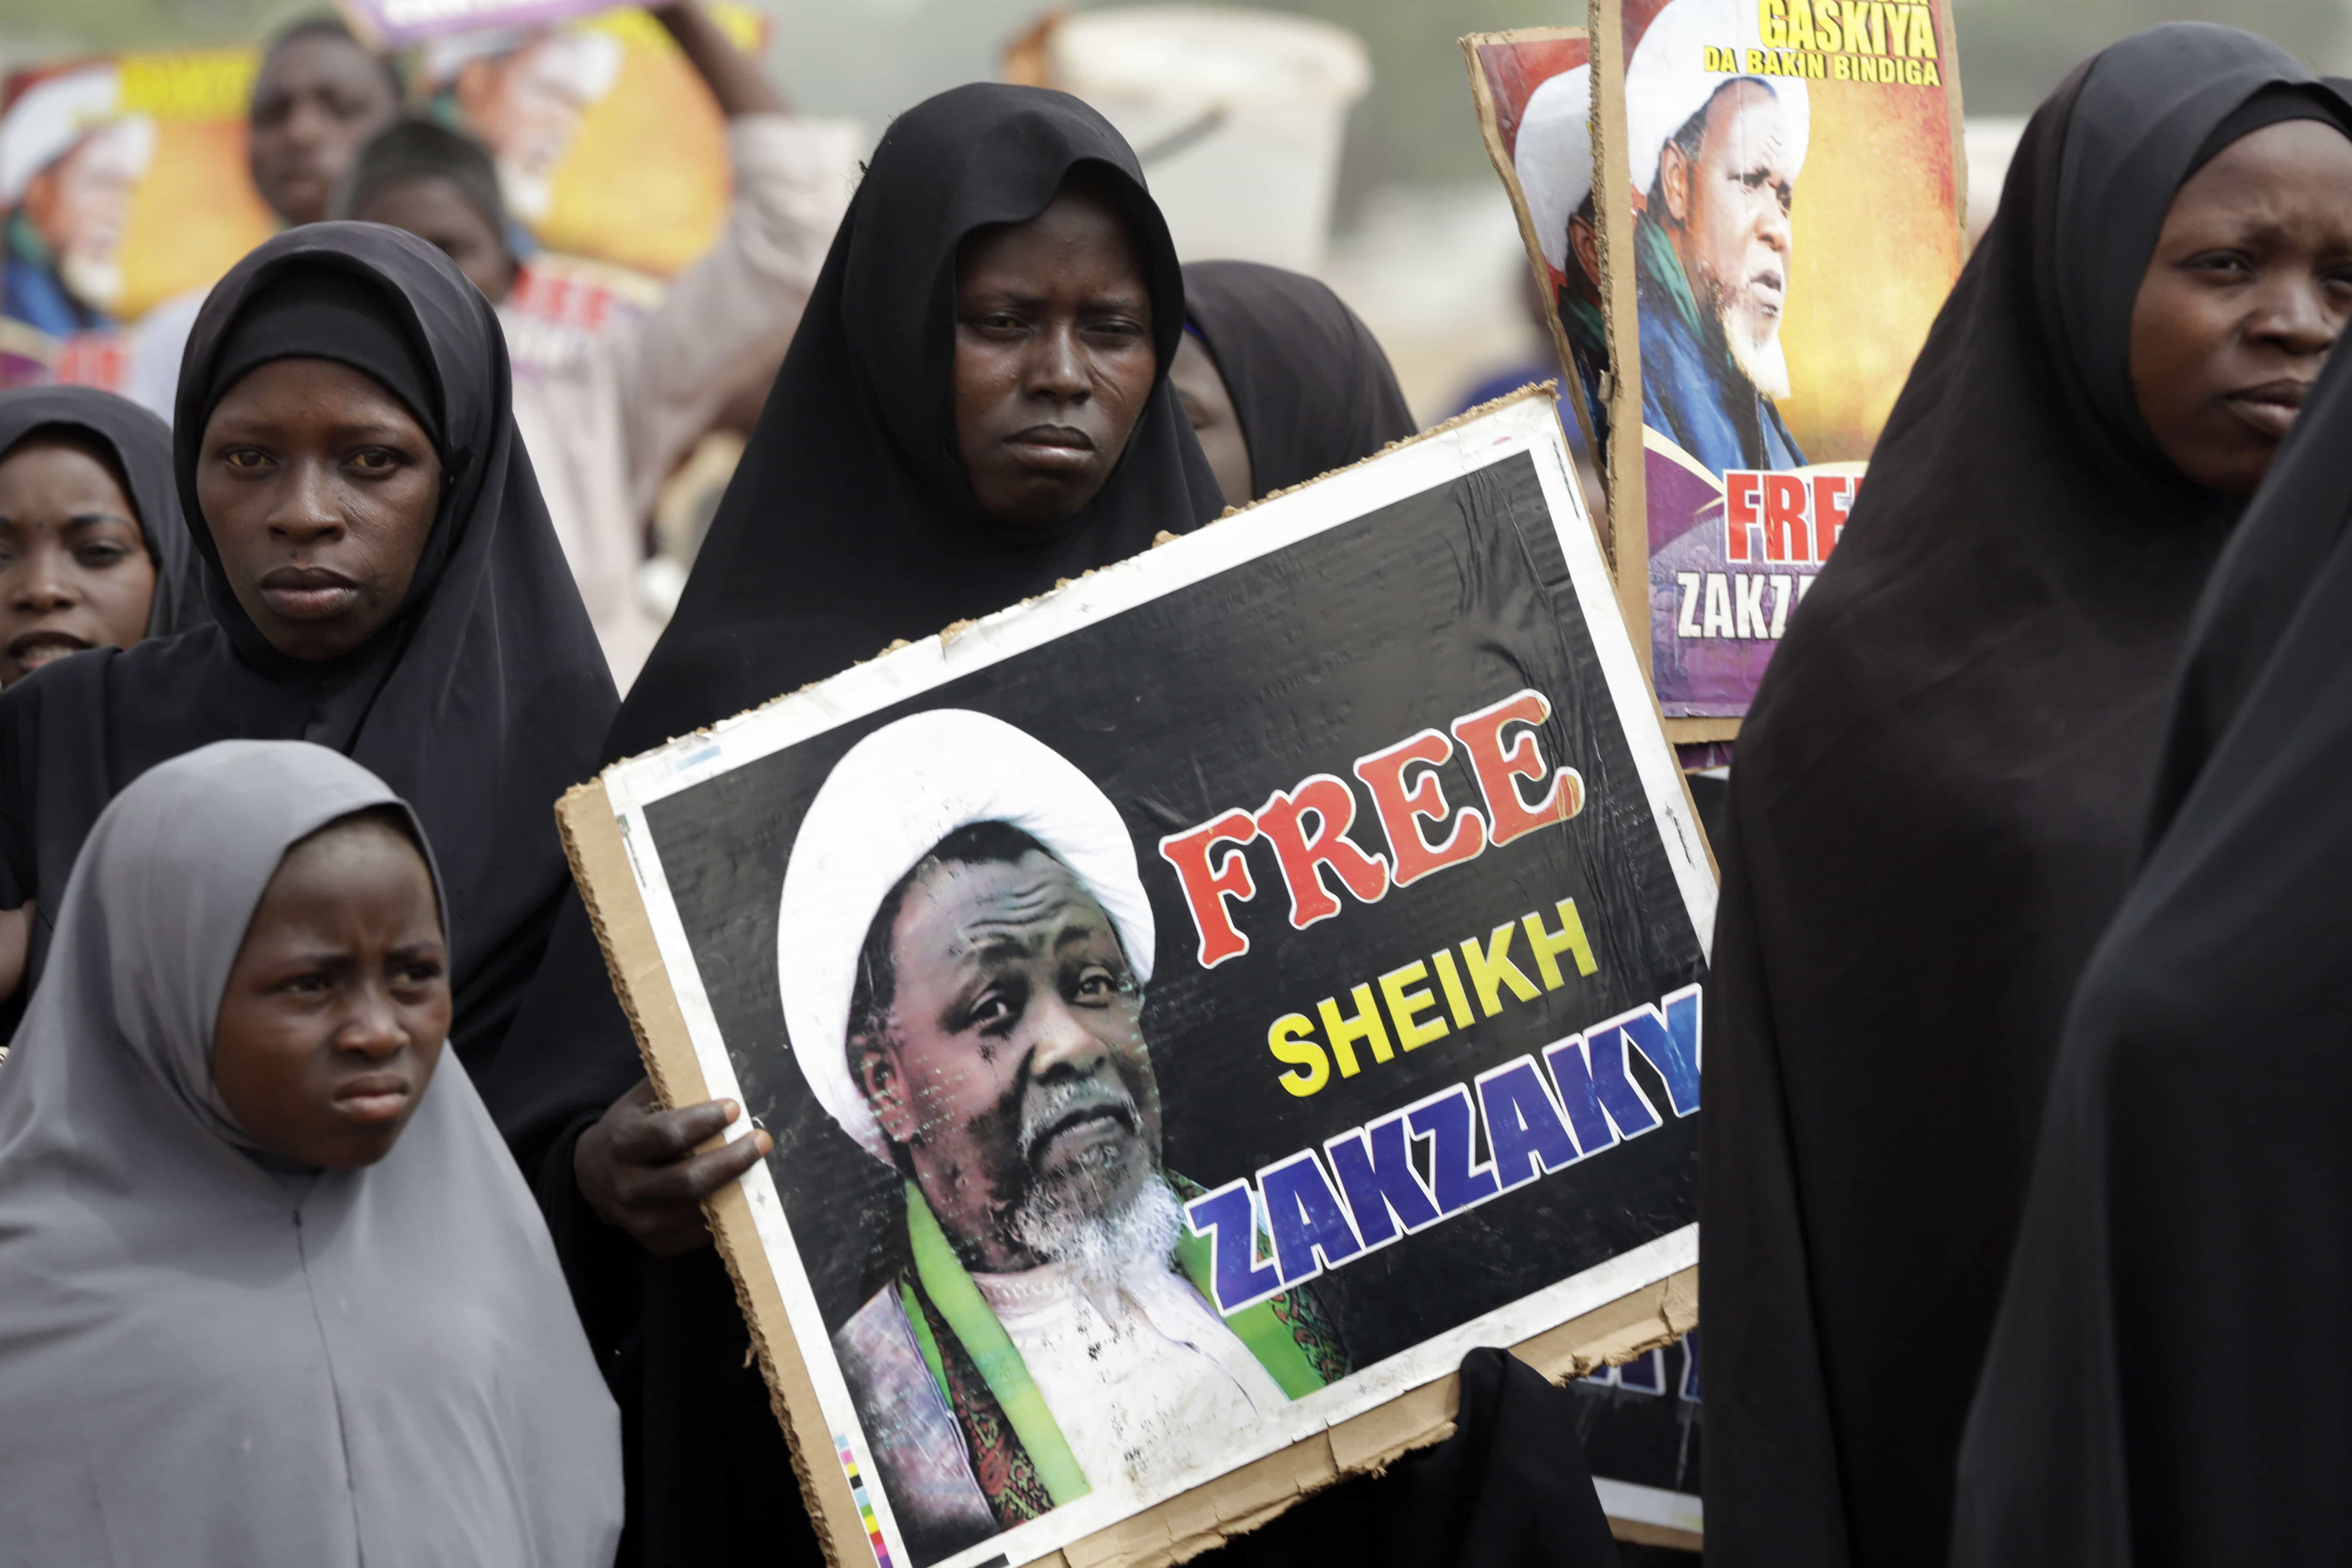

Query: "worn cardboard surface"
left=559, top=392, right=1715, bottom=1568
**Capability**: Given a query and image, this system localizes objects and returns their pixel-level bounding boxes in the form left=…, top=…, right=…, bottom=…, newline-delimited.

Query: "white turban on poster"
left=777, top=708, right=1156, bottom=1163
left=1514, top=65, right=1594, bottom=275
left=1624, top=0, right=1810, bottom=198
left=0, top=67, right=154, bottom=208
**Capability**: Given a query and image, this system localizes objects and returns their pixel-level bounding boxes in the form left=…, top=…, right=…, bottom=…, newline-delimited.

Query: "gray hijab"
left=0, top=740, right=620, bottom=1567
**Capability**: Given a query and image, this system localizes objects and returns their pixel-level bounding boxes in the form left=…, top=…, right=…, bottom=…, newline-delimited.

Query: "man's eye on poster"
left=565, top=395, right=1716, bottom=1568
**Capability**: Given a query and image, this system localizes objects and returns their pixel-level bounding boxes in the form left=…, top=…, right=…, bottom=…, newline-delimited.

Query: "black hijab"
left=0, top=223, right=616, bottom=1067
left=1696, top=26, right=2350, bottom=1568
left=1180, top=259, right=1418, bottom=499
left=0, top=385, right=206, bottom=639
left=614, top=82, right=1222, bottom=758
left=474, top=85, right=1218, bottom=1568
left=1953, top=134, right=2352, bottom=1568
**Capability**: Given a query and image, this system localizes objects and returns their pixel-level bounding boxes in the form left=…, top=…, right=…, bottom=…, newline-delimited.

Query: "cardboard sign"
left=1462, top=29, right=1605, bottom=466
left=1546, top=0, right=1963, bottom=739
left=0, top=9, right=755, bottom=391
left=559, top=391, right=1713, bottom=1568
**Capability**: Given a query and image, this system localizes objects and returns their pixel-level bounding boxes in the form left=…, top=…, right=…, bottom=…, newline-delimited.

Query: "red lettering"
left=1352, top=730, right=1487, bottom=888
left=1762, top=473, right=1808, bottom=562
left=1254, top=775, right=1390, bottom=929
left=1811, top=473, right=1854, bottom=558
left=1156, top=810, right=1260, bottom=969
left=1452, top=691, right=1586, bottom=847
left=1724, top=470, right=1762, bottom=562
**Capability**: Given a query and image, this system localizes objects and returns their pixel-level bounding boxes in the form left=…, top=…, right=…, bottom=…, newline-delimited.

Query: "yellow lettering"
left=1268, top=1013, right=1329, bottom=1097
left=1460, top=924, right=1541, bottom=1018
left=1910, top=4, right=1936, bottom=57
left=1870, top=2, right=1887, bottom=54
left=1786, top=0, right=1817, bottom=51
left=1815, top=4, right=1843, bottom=50
left=1317, top=985, right=1394, bottom=1077
left=1759, top=0, right=1788, bottom=50
left=1833, top=51, right=1851, bottom=78
left=1431, top=948, right=1476, bottom=1028
left=1746, top=48, right=1766, bottom=72
left=1521, top=899, right=1600, bottom=991
left=1840, top=1, right=1870, bottom=52
left=1379, top=961, right=1450, bottom=1051
left=1924, top=57, right=1942, bottom=85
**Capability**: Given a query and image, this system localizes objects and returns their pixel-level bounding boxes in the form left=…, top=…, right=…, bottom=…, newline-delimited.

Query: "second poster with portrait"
left=1472, top=0, right=1965, bottom=737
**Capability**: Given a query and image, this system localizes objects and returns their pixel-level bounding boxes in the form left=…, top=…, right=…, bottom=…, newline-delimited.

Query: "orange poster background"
left=1771, top=57, right=1958, bottom=460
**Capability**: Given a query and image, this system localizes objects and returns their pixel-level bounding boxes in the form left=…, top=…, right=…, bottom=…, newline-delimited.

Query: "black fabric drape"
left=477, top=84, right=1222, bottom=1568
left=1180, top=258, right=1419, bottom=499
left=1951, top=136, right=2352, bottom=1567
left=0, top=223, right=615, bottom=1067
left=1697, top=25, right=2343, bottom=1567
left=0, top=385, right=207, bottom=638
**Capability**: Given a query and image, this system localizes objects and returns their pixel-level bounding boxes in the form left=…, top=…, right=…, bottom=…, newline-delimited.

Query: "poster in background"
left=1463, top=29, right=1606, bottom=465
left=1588, top=0, right=1962, bottom=737
left=0, top=6, right=757, bottom=390
left=562, top=393, right=1713, bottom=1568
left=339, top=0, right=625, bottom=50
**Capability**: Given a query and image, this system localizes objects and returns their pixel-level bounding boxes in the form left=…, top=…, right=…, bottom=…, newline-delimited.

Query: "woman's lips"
left=332, top=1073, right=414, bottom=1125
left=2226, top=380, right=2308, bottom=440
left=1006, top=425, right=1098, bottom=476
left=7, top=629, right=91, bottom=670
left=257, top=565, right=360, bottom=621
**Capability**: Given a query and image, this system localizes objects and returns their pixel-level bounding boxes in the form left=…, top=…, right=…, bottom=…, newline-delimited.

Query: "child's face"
left=212, top=813, right=450, bottom=1169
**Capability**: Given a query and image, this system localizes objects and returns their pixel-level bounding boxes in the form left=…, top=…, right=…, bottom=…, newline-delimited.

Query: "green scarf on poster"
left=895, top=1179, right=1334, bottom=1507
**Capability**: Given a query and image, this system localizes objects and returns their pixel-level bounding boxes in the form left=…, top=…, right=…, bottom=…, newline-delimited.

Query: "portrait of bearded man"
left=778, top=709, right=1346, bottom=1568
left=1626, top=0, right=1810, bottom=474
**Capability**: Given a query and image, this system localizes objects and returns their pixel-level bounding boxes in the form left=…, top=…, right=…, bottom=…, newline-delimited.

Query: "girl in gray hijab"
left=0, top=739, right=621, bottom=1567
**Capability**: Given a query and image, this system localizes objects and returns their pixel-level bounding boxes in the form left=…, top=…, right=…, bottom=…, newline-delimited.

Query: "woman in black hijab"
left=0, top=386, right=206, bottom=684
left=479, top=83, right=1221, bottom=1566
left=1953, top=183, right=2352, bottom=1566
left=1172, top=259, right=1417, bottom=505
left=0, top=223, right=615, bottom=1063
left=1698, top=25, right=2352, bottom=1566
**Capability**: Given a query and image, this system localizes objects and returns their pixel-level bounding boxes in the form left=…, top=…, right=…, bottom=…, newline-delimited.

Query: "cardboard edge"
left=1026, top=1264, right=1699, bottom=1568
left=1664, top=716, right=1742, bottom=745
left=1589, top=0, right=1653, bottom=696
left=1613, top=1519, right=1706, bottom=1552
left=553, top=780, right=869, bottom=1568
left=1457, top=24, right=1607, bottom=557
left=1939, top=0, right=1968, bottom=247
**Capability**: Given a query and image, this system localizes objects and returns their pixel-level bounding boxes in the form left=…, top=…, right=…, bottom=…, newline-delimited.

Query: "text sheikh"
left=1183, top=983, right=1701, bottom=1316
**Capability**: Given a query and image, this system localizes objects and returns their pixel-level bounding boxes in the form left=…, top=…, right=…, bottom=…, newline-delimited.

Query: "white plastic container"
left=1043, top=6, right=1372, bottom=272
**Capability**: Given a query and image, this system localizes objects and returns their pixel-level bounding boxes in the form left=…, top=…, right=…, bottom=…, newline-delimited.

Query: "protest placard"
left=558, top=390, right=1715, bottom=1568
left=1463, top=29, right=1605, bottom=461
left=0, top=9, right=755, bottom=391
left=1555, top=0, right=1965, bottom=739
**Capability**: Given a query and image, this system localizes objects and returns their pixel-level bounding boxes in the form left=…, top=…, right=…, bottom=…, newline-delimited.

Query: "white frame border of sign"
left=561, top=388, right=1712, bottom=1568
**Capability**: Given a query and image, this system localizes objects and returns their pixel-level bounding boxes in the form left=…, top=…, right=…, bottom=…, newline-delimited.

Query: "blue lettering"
left=1325, top=1114, right=1441, bottom=1247
left=1406, top=1085, right=1501, bottom=1214
left=1543, top=1031, right=1658, bottom=1147
left=1183, top=1180, right=1283, bottom=1313
left=1477, top=1057, right=1580, bottom=1188
left=1260, top=1151, right=1365, bottom=1284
